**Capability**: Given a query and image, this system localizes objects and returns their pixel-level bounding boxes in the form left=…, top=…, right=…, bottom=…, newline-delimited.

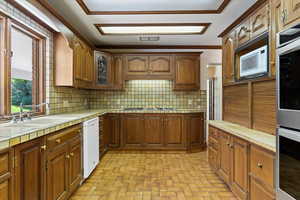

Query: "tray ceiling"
left=45, top=0, right=258, bottom=47
left=76, top=0, right=230, bottom=14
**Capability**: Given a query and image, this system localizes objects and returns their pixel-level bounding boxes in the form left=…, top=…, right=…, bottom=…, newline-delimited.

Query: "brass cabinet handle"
left=56, top=139, right=61, bottom=144
left=66, top=155, right=70, bottom=159
left=70, top=153, right=74, bottom=157
left=257, top=163, right=263, bottom=168
left=40, top=145, right=47, bottom=151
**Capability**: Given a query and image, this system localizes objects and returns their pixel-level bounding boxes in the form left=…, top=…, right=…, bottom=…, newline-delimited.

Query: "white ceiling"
left=46, top=0, right=258, bottom=46
left=83, top=0, right=224, bottom=12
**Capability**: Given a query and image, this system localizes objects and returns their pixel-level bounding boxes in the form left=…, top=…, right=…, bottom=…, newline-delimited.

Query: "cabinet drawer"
left=250, top=146, right=275, bottom=188
left=47, top=125, right=81, bottom=149
left=0, top=151, right=9, bottom=176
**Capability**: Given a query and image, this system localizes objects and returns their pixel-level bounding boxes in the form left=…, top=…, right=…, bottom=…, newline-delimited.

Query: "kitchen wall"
left=90, top=80, right=207, bottom=110
left=0, top=0, right=91, bottom=115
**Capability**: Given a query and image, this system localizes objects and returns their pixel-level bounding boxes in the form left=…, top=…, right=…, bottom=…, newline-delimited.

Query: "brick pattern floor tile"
left=70, top=151, right=237, bottom=200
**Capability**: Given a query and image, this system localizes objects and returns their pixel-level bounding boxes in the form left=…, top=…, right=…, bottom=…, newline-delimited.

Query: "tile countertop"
left=208, top=120, right=276, bottom=153
left=0, top=109, right=205, bottom=150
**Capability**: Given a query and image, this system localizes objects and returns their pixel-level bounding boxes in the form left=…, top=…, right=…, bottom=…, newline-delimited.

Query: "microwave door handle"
left=278, top=128, right=300, bottom=143
left=278, top=38, right=300, bottom=56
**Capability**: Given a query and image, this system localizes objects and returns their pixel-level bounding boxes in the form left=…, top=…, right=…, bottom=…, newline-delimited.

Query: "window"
left=0, top=15, right=45, bottom=117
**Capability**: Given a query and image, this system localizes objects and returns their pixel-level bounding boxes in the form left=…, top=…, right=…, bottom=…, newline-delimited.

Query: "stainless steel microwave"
left=277, top=23, right=300, bottom=130
left=239, top=45, right=268, bottom=79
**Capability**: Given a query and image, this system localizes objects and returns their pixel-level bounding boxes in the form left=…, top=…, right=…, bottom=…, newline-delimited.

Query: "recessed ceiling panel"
left=77, top=0, right=231, bottom=14
left=95, top=23, right=210, bottom=35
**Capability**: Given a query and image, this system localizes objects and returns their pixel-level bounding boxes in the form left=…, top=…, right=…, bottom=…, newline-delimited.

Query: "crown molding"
left=96, top=45, right=222, bottom=49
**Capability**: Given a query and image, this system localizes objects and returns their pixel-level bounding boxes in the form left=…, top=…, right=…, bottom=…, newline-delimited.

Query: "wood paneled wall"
left=223, top=79, right=276, bottom=135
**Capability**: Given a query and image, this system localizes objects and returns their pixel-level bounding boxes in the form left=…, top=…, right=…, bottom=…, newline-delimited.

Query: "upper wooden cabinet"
left=124, top=54, right=174, bottom=80
left=236, top=20, right=251, bottom=47
left=55, top=33, right=94, bottom=89
left=281, top=0, right=300, bottom=27
left=222, top=31, right=235, bottom=84
left=235, top=3, right=270, bottom=48
left=174, top=55, right=200, bottom=90
left=112, top=55, right=124, bottom=90
left=94, top=52, right=113, bottom=89
left=250, top=4, right=270, bottom=38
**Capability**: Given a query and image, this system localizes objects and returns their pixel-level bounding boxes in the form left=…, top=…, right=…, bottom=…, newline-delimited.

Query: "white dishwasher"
left=83, top=117, right=99, bottom=179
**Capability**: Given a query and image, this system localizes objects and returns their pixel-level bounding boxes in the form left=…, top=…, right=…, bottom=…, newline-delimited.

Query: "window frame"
left=0, top=14, right=46, bottom=118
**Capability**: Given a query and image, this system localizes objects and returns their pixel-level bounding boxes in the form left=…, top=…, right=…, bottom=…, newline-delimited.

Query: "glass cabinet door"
left=95, top=52, right=111, bottom=86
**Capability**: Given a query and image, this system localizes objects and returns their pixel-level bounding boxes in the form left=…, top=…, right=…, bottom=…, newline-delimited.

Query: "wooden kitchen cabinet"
left=46, top=142, right=69, bottom=200
left=46, top=125, right=82, bottom=200
left=14, top=137, right=46, bottom=200
left=144, top=114, right=164, bottom=148
left=55, top=33, right=94, bottom=89
left=122, top=114, right=144, bottom=148
left=250, top=177, right=275, bottom=200
left=112, top=55, right=124, bottom=90
left=124, top=54, right=174, bottom=80
left=164, top=115, right=186, bottom=149
left=250, top=4, right=270, bottom=38
left=231, top=137, right=249, bottom=200
left=125, top=55, right=149, bottom=77
left=0, top=148, right=13, bottom=200
left=281, top=0, right=300, bottom=27
left=68, top=136, right=82, bottom=195
left=222, top=31, right=235, bottom=84
left=174, top=55, right=200, bottom=90
left=105, top=114, right=121, bottom=148
left=218, top=131, right=232, bottom=184
left=236, top=20, right=251, bottom=47
left=149, top=55, right=173, bottom=77
left=186, top=113, right=206, bottom=152
left=208, top=127, right=220, bottom=171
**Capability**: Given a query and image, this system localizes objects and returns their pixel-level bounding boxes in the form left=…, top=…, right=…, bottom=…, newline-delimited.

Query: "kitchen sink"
left=123, top=107, right=176, bottom=111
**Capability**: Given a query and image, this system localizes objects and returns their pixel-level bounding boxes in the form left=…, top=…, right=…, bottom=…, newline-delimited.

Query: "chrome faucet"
left=23, top=103, right=49, bottom=120
left=10, top=102, right=49, bottom=123
left=19, top=103, right=24, bottom=122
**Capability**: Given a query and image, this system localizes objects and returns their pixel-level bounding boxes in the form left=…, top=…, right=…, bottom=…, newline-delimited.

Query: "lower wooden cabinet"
left=231, top=137, right=249, bottom=200
left=164, top=115, right=186, bottom=149
left=144, top=114, right=164, bottom=148
left=107, top=113, right=204, bottom=151
left=0, top=148, right=13, bottom=200
left=122, top=114, right=144, bottom=148
left=14, top=137, right=46, bottom=200
left=208, top=125, right=275, bottom=200
left=218, top=131, right=232, bottom=184
left=46, top=125, right=82, bottom=200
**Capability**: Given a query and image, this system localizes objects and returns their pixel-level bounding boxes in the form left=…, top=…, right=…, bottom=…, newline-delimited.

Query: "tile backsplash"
left=90, top=80, right=207, bottom=110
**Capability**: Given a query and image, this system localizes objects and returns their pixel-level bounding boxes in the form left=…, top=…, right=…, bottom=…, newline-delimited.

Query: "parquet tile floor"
left=70, top=151, right=237, bottom=200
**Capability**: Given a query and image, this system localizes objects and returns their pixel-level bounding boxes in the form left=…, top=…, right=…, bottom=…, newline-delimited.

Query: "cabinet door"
left=282, top=0, right=300, bottom=26
left=46, top=143, right=69, bottom=200
left=218, top=132, right=231, bottom=184
left=236, top=20, right=251, bottom=47
left=112, top=55, right=123, bottom=90
left=250, top=4, right=269, bottom=38
left=231, top=137, right=249, bottom=200
left=85, top=48, right=94, bottom=83
left=144, top=115, right=164, bottom=148
left=73, top=39, right=85, bottom=82
left=105, top=114, right=121, bottom=148
left=164, top=115, right=185, bottom=149
left=14, top=138, right=46, bottom=200
left=149, top=55, right=173, bottom=78
left=0, top=149, right=13, bottom=200
left=174, top=55, right=200, bottom=90
left=125, top=55, right=149, bottom=76
left=250, top=177, right=275, bottom=200
left=222, top=31, right=235, bottom=84
left=187, top=114, right=205, bottom=151
left=174, top=55, right=200, bottom=89
left=208, top=146, right=219, bottom=172
left=122, top=115, right=144, bottom=148
left=95, top=52, right=112, bottom=88
left=68, top=137, right=82, bottom=195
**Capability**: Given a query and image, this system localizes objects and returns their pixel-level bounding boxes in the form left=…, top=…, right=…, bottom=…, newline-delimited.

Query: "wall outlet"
left=84, top=99, right=88, bottom=106
left=117, top=99, right=121, bottom=105
left=188, top=100, right=193, bottom=105
left=63, top=100, right=69, bottom=108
